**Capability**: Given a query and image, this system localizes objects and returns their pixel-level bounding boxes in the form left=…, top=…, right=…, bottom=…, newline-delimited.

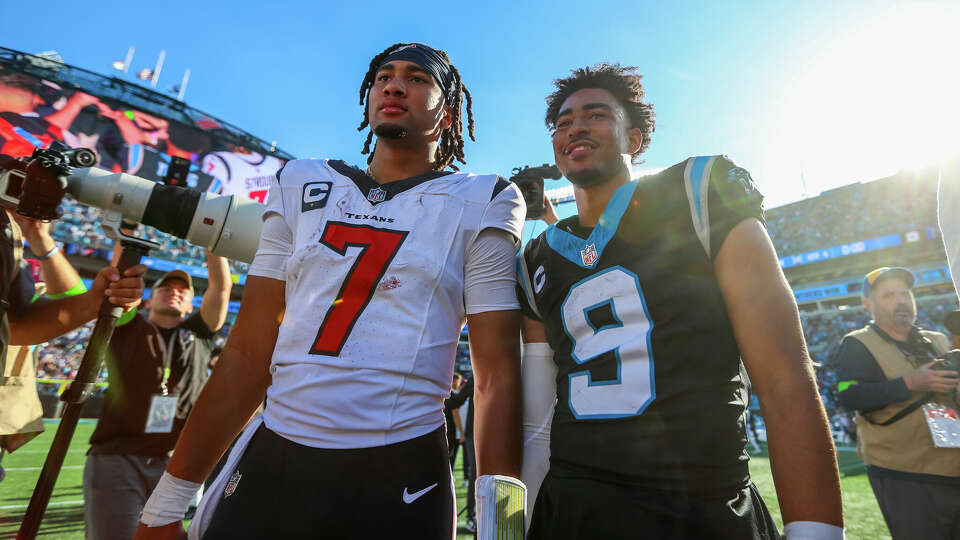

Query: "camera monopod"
left=20, top=229, right=157, bottom=539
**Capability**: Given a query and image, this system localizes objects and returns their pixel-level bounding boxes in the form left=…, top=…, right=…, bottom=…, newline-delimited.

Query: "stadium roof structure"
left=0, top=46, right=294, bottom=160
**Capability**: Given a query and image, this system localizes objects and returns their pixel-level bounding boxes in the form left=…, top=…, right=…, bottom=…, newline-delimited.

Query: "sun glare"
left=771, top=3, right=959, bottom=198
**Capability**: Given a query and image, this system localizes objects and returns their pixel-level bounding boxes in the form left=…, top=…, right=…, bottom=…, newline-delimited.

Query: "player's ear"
left=626, top=126, right=643, bottom=155
left=440, top=104, right=454, bottom=131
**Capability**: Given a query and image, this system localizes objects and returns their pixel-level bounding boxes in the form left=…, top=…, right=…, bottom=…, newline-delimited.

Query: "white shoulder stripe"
left=683, top=155, right=718, bottom=257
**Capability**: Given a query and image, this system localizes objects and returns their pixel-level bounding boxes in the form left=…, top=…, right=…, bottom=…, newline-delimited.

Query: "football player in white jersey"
left=202, top=147, right=285, bottom=204
left=135, top=42, right=525, bottom=540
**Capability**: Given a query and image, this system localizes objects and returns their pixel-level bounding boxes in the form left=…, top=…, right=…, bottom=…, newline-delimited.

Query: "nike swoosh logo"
left=402, top=482, right=438, bottom=504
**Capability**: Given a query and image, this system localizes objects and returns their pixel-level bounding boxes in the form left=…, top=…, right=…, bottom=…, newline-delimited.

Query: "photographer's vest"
left=849, top=325, right=960, bottom=477
left=0, top=210, right=44, bottom=451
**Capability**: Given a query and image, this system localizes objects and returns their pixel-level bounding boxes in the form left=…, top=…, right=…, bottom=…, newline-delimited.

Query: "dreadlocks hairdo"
left=545, top=63, right=655, bottom=163
left=356, top=43, right=475, bottom=171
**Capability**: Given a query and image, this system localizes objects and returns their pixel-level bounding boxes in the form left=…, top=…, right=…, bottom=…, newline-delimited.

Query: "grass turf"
left=0, top=423, right=888, bottom=539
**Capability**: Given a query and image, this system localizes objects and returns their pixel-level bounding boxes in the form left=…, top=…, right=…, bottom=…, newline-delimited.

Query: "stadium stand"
left=765, top=166, right=939, bottom=256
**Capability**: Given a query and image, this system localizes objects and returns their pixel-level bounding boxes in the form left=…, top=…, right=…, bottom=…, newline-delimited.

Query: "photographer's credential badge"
left=923, top=403, right=960, bottom=448
left=145, top=394, right=178, bottom=433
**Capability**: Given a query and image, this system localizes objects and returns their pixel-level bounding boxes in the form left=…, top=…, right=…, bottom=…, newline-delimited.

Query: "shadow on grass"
left=0, top=505, right=85, bottom=539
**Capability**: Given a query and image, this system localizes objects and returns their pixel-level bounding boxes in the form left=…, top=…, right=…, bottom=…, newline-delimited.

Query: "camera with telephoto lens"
left=509, top=164, right=562, bottom=220
left=0, top=143, right=266, bottom=263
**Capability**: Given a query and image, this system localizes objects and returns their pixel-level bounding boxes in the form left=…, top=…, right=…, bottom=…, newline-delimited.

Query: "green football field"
left=0, top=421, right=889, bottom=539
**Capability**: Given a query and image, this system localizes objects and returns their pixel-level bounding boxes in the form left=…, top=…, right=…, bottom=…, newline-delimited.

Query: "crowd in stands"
left=34, top=323, right=90, bottom=380
left=765, top=169, right=938, bottom=256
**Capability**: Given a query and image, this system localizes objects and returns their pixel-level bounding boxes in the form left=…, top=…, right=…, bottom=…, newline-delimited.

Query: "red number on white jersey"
left=310, top=221, right=408, bottom=356
left=248, top=189, right=268, bottom=203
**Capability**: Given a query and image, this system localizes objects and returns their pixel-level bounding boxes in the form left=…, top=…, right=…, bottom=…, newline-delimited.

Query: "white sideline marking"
left=4, top=465, right=83, bottom=471
left=0, top=499, right=83, bottom=510
left=838, top=462, right=866, bottom=472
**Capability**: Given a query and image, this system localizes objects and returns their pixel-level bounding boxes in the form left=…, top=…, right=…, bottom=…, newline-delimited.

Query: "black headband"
left=378, top=43, right=456, bottom=103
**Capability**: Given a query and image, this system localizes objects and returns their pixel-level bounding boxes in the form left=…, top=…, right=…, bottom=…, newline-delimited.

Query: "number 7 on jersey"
left=310, top=221, right=409, bottom=356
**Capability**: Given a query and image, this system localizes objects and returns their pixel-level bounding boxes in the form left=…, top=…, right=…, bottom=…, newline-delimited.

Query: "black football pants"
left=202, top=424, right=454, bottom=539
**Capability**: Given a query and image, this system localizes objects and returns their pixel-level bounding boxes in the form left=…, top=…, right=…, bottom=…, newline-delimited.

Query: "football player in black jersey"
left=517, top=64, right=843, bottom=539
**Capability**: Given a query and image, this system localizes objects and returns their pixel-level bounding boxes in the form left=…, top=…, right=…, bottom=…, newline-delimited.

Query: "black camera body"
left=932, top=350, right=960, bottom=371
left=0, top=142, right=96, bottom=220
left=509, top=164, right=562, bottom=220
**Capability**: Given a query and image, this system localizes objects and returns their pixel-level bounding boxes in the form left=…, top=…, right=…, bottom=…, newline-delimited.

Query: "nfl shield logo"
left=367, top=187, right=387, bottom=203
left=224, top=470, right=242, bottom=498
left=580, top=243, right=599, bottom=267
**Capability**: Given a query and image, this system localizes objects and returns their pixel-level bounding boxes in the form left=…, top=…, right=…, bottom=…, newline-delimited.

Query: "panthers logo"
left=728, top=167, right=756, bottom=194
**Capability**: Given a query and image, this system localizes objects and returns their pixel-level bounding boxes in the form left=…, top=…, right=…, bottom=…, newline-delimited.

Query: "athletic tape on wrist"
left=141, top=471, right=202, bottom=527
left=783, top=521, right=844, bottom=540
left=475, top=475, right=526, bottom=540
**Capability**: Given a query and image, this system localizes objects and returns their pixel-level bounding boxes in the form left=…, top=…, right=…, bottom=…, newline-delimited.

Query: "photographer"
left=0, top=208, right=146, bottom=354
left=836, top=266, right=960, bottom=540
left=0, top=215, right=91, bottom=474
left=84, top=242, right=230, bottom=540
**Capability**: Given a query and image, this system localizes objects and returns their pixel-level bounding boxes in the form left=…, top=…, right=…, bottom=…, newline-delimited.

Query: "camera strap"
left=863, top=396, right=931, bottom=426
left=143, top=321, right=179, bottom=434
left=862, top=324, right=940, bottom=426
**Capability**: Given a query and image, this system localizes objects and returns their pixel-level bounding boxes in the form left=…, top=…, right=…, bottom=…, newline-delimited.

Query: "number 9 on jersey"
left=561, top=266, right=655, bottom=419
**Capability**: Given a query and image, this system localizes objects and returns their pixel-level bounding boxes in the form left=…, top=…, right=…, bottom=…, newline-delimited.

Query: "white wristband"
left=36, top=246, right=58, bottom=261
left=141, top=471, right=202, bottom=527
left=784, top=521, right=844, bottom=540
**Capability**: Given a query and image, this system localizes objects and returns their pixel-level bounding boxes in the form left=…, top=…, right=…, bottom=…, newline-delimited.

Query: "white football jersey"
left=254, top=158, right=524, bottom=448
left=202, top=151, right=285, bottom=203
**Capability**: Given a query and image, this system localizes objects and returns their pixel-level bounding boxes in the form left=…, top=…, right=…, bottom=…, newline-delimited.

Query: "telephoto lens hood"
left=67, top=167, right=265, bottom=263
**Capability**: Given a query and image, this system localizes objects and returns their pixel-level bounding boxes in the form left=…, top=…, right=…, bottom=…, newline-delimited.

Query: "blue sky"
left=3, top=0, right=958, bottom=212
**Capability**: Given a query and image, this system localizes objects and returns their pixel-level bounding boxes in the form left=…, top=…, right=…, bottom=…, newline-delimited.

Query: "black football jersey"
left=517, top=155, right=765, bottom=493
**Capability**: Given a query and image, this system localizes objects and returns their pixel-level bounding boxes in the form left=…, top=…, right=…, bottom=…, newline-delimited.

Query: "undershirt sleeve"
left=464, top=228, right=521, bottom=315
left=247, top=213, right=293, bottom=281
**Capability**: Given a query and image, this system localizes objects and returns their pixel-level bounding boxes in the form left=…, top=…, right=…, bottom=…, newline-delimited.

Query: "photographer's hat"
left=862, top=267, right=915, bottom=298
left=152, top=270, right=194, bottom=295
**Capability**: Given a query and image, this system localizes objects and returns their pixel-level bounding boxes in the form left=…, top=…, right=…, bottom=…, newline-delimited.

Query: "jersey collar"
left=545, top=180, right=639, bottom=269
left=328, top=160, right=453, bottom=206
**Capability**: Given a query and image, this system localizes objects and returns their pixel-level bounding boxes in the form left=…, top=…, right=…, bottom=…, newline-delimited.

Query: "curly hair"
left=545, top=63, right=655, bottom=162
left=356, top=43, right=475, bottom=171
